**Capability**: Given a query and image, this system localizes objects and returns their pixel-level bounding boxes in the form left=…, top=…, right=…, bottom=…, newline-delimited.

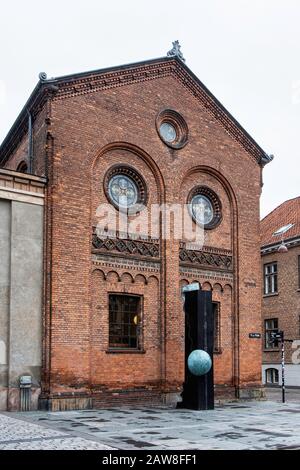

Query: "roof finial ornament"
left=167, top=40, right=186, bottom=62
left=261, top=152, right=274, bottom=166
left=39, top=72, right=47, bottom=81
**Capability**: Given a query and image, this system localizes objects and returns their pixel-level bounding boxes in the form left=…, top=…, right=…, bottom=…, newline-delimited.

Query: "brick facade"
left=0, top=56, right=267, bottom=409
left=261, top=197, right=300, bottom=386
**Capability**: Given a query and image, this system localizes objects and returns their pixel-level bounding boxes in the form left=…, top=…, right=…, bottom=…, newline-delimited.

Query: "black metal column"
left=180, top=290, right=214, bottom=410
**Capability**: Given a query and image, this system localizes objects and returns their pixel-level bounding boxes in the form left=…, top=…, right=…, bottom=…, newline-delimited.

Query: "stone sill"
left=106, top=349, right=146, bottom=354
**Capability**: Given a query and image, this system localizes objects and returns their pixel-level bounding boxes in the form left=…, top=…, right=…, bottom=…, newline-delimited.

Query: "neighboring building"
left=261, top=197, right=300, bottom=387
left=0, top=169, right=45, bottom=410
left=0, top=45, right=272, bottom=411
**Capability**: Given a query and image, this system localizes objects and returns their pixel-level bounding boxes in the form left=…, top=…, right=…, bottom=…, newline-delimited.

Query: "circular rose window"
left=156, top=109, right=188, bottom=149
left=188, top=186, right=222, bottom=229
left=108, top=175, right=138, bottom=209
left=104, top=165, right=147, bottom=213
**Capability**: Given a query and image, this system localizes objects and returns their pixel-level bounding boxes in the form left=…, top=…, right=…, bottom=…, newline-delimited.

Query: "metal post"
left=281, top=331, right=285, bottom=403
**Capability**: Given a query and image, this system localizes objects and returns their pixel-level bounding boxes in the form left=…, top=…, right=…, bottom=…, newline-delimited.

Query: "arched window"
left=265, top=368, right=279, bottom=385
left=16, top=161, right=28, bottom=174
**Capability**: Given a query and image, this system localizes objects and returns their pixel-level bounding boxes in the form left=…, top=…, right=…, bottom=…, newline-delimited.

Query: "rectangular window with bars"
left=264, top=318, right=279, bottom=349
left=264, top=262, right=278, bottom=295
left=108, top=294, right=142, bottom=350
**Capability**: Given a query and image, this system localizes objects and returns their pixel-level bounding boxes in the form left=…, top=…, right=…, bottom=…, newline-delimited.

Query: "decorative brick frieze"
left=180, top=266, right=233, bottom=283
left=52, top=62, right=175, bottom=102
left=179, top=242, right=233, bottom=272
left=92, top=231, right=160, bottom=260
left=92, top=254, right=161, bottom=274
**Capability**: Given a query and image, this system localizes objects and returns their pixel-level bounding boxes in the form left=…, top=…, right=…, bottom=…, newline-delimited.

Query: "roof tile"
left=261, top=196, right=300, bottom=246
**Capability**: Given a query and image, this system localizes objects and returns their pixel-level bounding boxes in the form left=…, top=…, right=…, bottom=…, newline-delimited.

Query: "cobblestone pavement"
left=0, top=414, right=115, bottom=450
left=1, top=397, right=300, bottom=450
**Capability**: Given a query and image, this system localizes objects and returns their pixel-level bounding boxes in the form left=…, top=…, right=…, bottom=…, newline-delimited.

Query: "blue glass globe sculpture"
left=187, top=349, right=212, bottom=376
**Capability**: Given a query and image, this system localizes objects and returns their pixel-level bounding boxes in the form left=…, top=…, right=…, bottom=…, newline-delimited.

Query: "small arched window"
left=16, top=161, right=28, bottom=174
left=265, top=368, right=279, bottom=385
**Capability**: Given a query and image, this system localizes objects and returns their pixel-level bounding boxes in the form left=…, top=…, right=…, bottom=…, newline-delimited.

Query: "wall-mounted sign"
left=249, top=333, right=261, bottom=339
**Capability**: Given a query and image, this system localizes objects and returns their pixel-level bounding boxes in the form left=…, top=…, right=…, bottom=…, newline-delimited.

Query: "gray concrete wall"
left=0, top=200, right=10, bottom=410
left=0, top=198, right=43, bottom=410
left=262, top=364, right=300, bottom=387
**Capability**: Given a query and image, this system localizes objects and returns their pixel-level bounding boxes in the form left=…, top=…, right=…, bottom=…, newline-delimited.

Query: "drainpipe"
left=27, top=110, right=33, bottom=173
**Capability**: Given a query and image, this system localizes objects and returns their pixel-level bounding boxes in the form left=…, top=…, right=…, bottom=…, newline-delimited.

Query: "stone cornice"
left=0, top=168, right=46, bottom=205
left=0, top=168, right=47, bottom=184
left=261, top=236, right=300, bottom=255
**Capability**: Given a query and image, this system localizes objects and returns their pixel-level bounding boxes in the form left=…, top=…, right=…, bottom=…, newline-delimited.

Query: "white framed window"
left=264, top=262, right=278, bottom=295
left=265, top=368, right=279, bottom=384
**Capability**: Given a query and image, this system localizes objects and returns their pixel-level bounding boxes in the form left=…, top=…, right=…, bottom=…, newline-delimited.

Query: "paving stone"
left=2, top=397, right=300, bottom=450
left=0, top=437, right=114, bottom=450
left=0, top=414, right=115, bottom=450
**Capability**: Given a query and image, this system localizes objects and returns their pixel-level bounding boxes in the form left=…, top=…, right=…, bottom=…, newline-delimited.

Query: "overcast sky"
left=0, top=0, right=299, bottom=218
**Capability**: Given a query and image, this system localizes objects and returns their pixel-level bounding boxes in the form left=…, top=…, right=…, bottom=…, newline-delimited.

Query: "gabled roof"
left=0, top=55, right=273, bottom=167
left=261, top=196, right=300, bottom=247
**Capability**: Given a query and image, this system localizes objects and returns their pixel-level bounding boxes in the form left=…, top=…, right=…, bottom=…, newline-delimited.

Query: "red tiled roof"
left=261, top=197, right=300, bottom=247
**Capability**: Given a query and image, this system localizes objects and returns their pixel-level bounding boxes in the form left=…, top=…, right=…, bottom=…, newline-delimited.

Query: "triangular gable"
left=0, top=56, right=272, bottom=167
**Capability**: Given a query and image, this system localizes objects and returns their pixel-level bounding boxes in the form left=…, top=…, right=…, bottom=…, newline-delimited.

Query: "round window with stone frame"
left=156, top=109, right=188, bottom=149
left=188, top=186, right=222, bottom=230
left=104, top=165, right=148, bottom=214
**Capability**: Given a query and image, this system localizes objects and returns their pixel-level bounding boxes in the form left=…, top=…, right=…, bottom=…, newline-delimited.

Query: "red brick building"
left=0, top=46, right=272, bottom=410
left=261, top=197, right=300, bottom=387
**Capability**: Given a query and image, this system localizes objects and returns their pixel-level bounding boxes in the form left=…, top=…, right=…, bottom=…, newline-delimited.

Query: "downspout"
left=27, top=110, right=33, bottom=174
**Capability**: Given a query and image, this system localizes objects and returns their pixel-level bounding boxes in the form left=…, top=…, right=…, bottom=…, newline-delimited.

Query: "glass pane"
left=109, top=295, right=141, bottom=349
left=159, top=122, right=177, bottom=142
left=267, top=277, right=272, bottom=294
left=108, top=175, right=138, bottom=208
left=191, top=195, right=214, bottom=225
left=273, top=274, right=278, bottom=292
